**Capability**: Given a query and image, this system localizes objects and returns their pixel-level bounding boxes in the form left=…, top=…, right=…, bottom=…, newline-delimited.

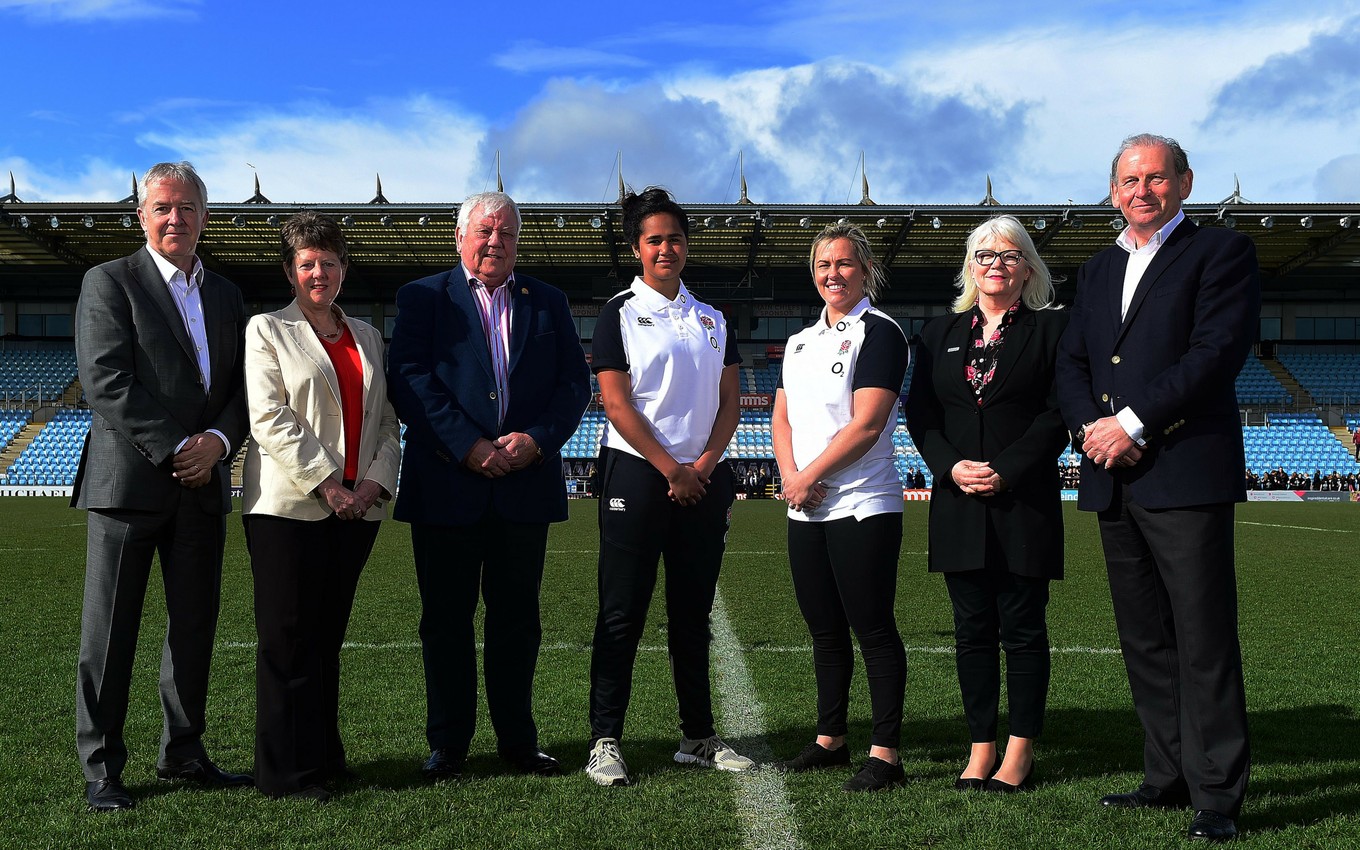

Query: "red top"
left=320, top=324, right=364, bottom=482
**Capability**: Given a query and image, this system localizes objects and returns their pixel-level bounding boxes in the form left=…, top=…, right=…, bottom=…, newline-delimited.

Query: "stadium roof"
left=3, top=175, right=1358, bottom=309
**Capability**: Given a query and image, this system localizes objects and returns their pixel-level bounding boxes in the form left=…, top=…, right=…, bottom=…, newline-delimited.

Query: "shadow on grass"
left=748, top=702, right=1360, bottom=833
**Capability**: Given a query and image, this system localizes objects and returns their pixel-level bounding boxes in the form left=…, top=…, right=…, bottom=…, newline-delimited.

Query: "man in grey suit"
left=72, top=161, right=252, bottom=812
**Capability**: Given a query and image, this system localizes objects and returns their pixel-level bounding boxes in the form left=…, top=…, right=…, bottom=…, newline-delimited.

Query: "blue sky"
left=3, top=0, right=1359, bottom=206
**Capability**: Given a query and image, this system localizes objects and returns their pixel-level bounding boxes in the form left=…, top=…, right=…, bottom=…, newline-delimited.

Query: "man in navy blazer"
left=1057, top=134, right=1259, bottom=843
left=388, top=191, right=590, bottom=780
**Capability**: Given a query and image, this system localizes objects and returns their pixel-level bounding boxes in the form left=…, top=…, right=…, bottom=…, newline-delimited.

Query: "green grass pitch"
left=2, top=497, right=1357, bottom=849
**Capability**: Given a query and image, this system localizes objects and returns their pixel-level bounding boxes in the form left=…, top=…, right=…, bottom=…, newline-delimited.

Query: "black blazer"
left=387, top=267, right=591, bottom=527
left=906, top=306, right=1069, bottom=579
left=1055, top=219, right=1259, bottom=512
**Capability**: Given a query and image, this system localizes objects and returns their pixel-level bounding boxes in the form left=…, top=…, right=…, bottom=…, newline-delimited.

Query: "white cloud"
left=493, top=41, right=649, bottom=73
left=0, top=0, right=196, bottom=21
left=134, top=97, right=489, bottom=204
left=0, top=155, right=133, bottom=202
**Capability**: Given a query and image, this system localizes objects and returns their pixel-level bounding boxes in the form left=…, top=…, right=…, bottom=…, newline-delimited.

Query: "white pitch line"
left=217, top=640, right=1121, bottom=656
left=1238, top=520, right=1355, bottom=534
left=709, top=591, right=804, bottom=850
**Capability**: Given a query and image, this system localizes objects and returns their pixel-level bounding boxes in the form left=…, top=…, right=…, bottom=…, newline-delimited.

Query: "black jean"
left=787, top=511, right=906, bottom=749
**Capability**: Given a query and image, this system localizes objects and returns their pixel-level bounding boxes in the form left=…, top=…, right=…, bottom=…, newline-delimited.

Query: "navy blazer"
left=906, top=307, right=1069, bottom=578
left=1055, top=219, right=1260, bottom=512
left=387, top=267, right=591, bottom=526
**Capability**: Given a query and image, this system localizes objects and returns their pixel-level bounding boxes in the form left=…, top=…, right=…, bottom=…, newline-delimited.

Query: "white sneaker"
left=586, top=737, right=631, bottom=786
left=674, top=735, right=755, bottom=772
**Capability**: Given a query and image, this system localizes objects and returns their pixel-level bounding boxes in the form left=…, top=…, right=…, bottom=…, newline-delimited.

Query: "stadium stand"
left=1, top=407, right=89, bottom=486
left=1235, top=355, right=1291, bottom=405
left=1278, top=352, right=1360, bottom=405
left=0, top=348, right=79, bottom=405
left=1242, top=412, right=1360, bottom=477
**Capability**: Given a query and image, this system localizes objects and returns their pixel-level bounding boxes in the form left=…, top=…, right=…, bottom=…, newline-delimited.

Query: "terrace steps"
left=1263, top=359, right=1309, bottom=403
left=0, top=424, right=41, bottom=478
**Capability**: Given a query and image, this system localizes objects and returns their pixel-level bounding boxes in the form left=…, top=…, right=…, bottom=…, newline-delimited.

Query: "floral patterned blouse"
left=965, top=302, right=1021, bottom=405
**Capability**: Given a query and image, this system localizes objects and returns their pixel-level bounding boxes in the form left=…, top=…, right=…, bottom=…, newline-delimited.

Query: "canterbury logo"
left=636, top=317, right=654, bottom=326
left=609, top=498, right=626, bottom=510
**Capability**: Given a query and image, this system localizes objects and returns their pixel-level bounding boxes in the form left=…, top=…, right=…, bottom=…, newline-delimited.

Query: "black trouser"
left=787, top=511, right=906, bottom=749
left=411, top=513, right=549, bottom=756
left=589, top=448, right=734, bottom=743
left=1098, top=484, right=1250, bottom=818
left=943, top=553, right=1051, bottom=743
left=245, top=513, right=377, bottom=797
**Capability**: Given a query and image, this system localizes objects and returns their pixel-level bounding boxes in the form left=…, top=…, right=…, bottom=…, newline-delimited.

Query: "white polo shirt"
left=593, top=277, right=740, bottom=464
left=779, top=297, right=909, bottom=522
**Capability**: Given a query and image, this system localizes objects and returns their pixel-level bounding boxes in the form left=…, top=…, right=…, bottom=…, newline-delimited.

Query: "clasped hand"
left=667, top=462, right=710, bottom=507
left=319, top=478, right=381, bottom=520
left=781, top=469, right=828, bottom=513
left=1081, top=416, right=1144, bottom=469
left=464, top=433, right=539, bottom=478
left=951, top=459, right=1005, bottom=496
left=171, top=433, right=227, bottom=489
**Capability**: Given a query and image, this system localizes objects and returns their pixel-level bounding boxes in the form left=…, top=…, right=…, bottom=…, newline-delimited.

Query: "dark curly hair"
left=620, top=186, right=688, bottom=247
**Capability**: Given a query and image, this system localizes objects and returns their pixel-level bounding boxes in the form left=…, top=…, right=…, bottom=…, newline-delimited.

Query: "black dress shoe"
left=156, top=758, right=253, bottom=787
left=1100, top=782, right=1191, bottom=809
left=954, top=755, right=1000, bottom=791
left=984, top=765, right=1034, bottom=794
left=86, top=778, right=135, bottom=812
left=282, top=786, right=332, bottom=803
left=422, top=749, right=466, bottom=781
left=1188, top=810, right=1238, bottom=843
left=501, top=747, right=563, bottom=777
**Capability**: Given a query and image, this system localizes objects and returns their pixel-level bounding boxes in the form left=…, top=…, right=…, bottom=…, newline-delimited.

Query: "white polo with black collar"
left=592, top=277, right=740, bottom=464
left=779, top=297, right=909, bottom=521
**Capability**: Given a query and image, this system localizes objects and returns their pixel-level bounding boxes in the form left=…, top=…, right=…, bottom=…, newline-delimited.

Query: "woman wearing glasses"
left=905, top=215, right=1068, bottom=793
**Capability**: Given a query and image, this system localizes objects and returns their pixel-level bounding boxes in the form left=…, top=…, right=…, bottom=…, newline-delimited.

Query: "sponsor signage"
left=739, top=393, right=773, bottom=409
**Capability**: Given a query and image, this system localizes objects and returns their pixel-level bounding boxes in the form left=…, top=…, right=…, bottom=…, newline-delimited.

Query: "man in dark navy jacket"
left=388, top=191, right=590, bottom=781
left=1056, top=134, right=1259, bottom=844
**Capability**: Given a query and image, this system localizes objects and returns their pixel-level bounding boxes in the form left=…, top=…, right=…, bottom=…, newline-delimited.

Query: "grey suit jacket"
left=72, top=246, right=248, bottom=514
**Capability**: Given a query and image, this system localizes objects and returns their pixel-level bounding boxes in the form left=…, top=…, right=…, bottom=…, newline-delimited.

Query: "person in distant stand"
left=387, top=191, right=591, bottom=781
left=72, top=161, right=252, bottom=812
left=1056, top=133, right=1258, bottom=844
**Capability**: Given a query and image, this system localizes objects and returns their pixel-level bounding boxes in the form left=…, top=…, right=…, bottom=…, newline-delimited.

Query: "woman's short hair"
left=620, top=186, right=688, bottom=246
left=280, top=210, right=349, bottom=270
left=807, top=222, right=888, bottom=302
left=952, top=215, right=1055, bottom=313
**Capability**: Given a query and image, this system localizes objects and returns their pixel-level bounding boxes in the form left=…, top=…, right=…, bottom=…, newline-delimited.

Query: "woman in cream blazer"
left=242, top=211, right=401, bottom=801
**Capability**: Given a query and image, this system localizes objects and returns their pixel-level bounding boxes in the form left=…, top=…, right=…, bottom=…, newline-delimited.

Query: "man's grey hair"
left=456, top=191, right=521, bottom=232
left=1109, top=133, right=1190, bottom=182
left=138, top=161, right=208, bottom=210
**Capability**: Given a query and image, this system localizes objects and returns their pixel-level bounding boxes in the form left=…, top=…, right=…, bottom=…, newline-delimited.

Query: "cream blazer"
left=242, top=301, right=401, bottom=521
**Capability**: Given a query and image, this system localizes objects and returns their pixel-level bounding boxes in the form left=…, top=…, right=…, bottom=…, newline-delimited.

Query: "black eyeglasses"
left=973, top=250, right=1025, bottom=267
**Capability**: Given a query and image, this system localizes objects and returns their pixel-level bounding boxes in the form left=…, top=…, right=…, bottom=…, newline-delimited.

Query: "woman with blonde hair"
left=906, top=215, right=1068, bottom=793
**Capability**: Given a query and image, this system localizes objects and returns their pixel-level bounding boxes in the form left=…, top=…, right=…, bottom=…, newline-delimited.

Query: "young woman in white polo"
left=585, top=186, right=751, bottom=787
